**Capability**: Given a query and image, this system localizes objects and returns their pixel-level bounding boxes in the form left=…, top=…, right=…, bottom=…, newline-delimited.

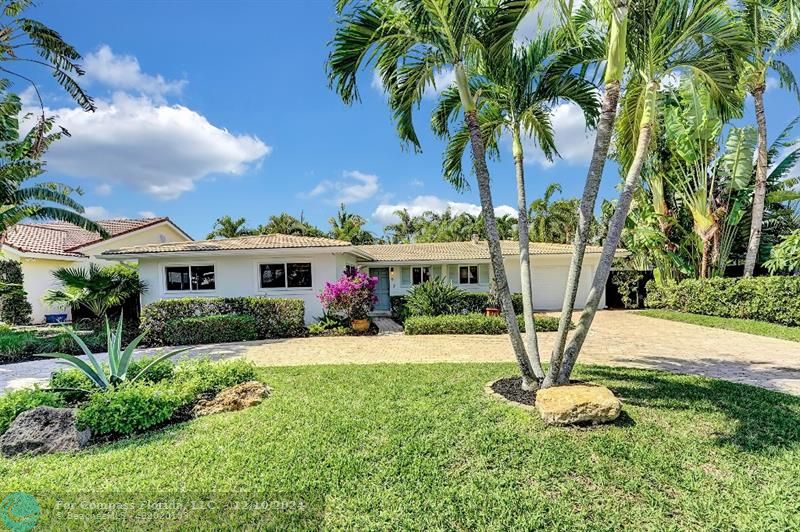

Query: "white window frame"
left=411, top=266, right=431, bottom=286
left=257, top=261, right=313, bottom=291
left=163, top=263, right=217, bottom=293
left=458, top=264, right=480, bottom=285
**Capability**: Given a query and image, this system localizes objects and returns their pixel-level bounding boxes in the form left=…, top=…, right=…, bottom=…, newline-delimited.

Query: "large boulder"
left=1, top=406, right=91, bottom=457
left=193, top=381, right=270, bottom=417
left=535, top=384, right=622, bottom=426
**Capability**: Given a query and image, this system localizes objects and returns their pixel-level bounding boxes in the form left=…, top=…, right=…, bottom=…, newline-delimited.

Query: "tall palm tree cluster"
left=327, top=0, right=795, bottom=390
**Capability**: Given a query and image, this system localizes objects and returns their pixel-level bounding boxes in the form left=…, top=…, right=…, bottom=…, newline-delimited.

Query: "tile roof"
left=356, top=241, right=604, bottom=262
left=102, top=233, right=354, bottom=255
left=2, top=218, right=173, bottom=257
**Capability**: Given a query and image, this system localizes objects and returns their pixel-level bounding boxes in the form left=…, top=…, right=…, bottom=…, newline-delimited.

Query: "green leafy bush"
left=0, top=259, right=32, bottom=325
left=645, top=276, right=800, bottom=326
left=173, top=359, right=258, bottom=396
left=0, top=389, right=65, bottom=434
left=141, top=297, right=306, bottom=346
left=404, top=313, right=562, bottom=335
left=164, top=314, right=258, bottom=345
left=392, top=292, right=525, bottom=321
left=405, top=278, right=466, bottom=316
left=50, top=356, right=175, bottom=402
left=76, top=383, right=184, bottom=436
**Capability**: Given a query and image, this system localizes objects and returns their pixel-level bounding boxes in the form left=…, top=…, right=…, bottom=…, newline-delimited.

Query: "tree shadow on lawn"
left=578, top=363, right=800, bottom=454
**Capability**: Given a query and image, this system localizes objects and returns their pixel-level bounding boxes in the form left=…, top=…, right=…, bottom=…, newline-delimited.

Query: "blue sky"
left=19, top=0, right=800, bottom=239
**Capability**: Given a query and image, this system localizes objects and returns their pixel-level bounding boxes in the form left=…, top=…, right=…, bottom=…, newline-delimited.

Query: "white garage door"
left=531, top=265, right=567, bottom=310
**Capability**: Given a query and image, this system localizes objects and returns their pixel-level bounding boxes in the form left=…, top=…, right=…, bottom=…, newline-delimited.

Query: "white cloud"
left=410, top=179, right=424, bottom=187
left=36, top=92, right=270, bottom=200
left=94, top=183, right=112, bottom=196
left=84, top=45, right=186, bottom=100
left=305, top=170, right=380, bottom=204
left=372, top=195, right=516, bottom=225
left=523, top=102, right=595, bottom=168
left=84, top=206, right=116, bottom=220
left=138, top=210, right=157, bottom=218
left=371, top=67, right=455, bottom=98
left=766, top=76, right=779, bottom=91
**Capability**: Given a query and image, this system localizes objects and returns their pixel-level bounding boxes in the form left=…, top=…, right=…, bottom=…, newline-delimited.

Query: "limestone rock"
left=193, top=381, right=270, bottom=417
left=1, top=406, right=91, bottom=457
left=535, top=384, right=621, bottom=426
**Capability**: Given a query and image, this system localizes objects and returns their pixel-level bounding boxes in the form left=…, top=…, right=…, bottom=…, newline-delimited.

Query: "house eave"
left=101, top=245, right=372, bottom=261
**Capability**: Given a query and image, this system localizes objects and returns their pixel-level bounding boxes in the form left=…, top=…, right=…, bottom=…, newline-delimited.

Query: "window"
left=165, top=265, right=215, bottom=291
left=411, top=266, right=430, bottom=285
left=260, top=262, right=312, bottom=289
left=459, top=265, right=479, bottom=285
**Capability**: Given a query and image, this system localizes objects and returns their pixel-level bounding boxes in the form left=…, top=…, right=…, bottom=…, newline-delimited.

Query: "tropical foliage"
left=318, top=267, right=378, bottom=321
left=44, top=263, right=148, bottom=318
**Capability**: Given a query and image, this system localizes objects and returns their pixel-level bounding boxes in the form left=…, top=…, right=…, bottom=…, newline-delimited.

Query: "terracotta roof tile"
left=103, top=233, right=354, bottom=255
left=356, top=241, right=605, bottom=262
left=2, top=218, right=172, bottom=257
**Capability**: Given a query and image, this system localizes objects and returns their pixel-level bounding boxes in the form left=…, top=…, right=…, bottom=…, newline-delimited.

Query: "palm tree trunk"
left=547, top=81, right=622, bottom=383
left=743, top=85, right=768, bottom=277
left=550, top=117, right=654, bottom=386
left=512, top=125, right=544, bottom=380
left=464, top=109, right=535, bottom=389
left=700, top=238, right=710, bottom=278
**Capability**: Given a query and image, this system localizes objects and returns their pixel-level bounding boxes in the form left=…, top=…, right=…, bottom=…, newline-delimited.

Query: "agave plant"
left=37, top=315, right=189, bottom=390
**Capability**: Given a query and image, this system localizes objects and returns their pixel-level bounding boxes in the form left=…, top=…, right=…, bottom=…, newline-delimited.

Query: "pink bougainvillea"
left=318, top=266, right=378, bottom=320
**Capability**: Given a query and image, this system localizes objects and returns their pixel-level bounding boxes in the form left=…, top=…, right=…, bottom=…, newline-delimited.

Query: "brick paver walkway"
left=2, top=311, right=798, bottom=395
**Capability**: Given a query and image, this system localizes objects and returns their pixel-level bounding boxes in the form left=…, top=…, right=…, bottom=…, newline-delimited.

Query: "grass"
left=1, top=363, right=799, bottom=530
left=638, top=309, right=800, bottom=342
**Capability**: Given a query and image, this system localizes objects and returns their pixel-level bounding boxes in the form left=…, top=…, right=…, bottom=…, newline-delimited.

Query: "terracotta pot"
left=351, top=318, right=370, bottom=332
left=485, top=307, right=500, bottom=317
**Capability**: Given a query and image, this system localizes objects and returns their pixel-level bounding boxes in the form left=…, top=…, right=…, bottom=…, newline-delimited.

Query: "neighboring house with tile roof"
left=102, top=234, right=610, bottom=323
left=1, top=218, right=192, bottom=323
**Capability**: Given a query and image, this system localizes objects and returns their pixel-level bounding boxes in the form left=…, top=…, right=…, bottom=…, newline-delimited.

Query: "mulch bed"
left=491, top=377, right=537, bottom=406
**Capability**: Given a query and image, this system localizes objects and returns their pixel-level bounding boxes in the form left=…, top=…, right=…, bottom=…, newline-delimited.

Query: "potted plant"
left=319, top=267, right=378, bottom=333
left=485, top=275, right=500, bottom=317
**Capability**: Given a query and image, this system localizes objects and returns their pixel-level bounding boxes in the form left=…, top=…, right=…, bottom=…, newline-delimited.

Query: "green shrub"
left=405, top=278, right=466, bottom=316
left=404, top=313, right=563, bottom=335
left=645, top=276, right=800, bottom=326
left=392, top=292, right=525, bottom=320
left=76, top=383, right=184, bottom=436
left=173, top=358, right=258, bottom=396
left=141, top=297, right=306, bottom=346
left=0, top=389, right=65, bottom=434
left=0, top=329, right=37, bottom=362
left=0, top=259, right=32, bottom=325
left=126, top=356, right=175, bottom=383
left=164, top=314, right=258, bottom=345
left=50, top=356, right=175, bottom=401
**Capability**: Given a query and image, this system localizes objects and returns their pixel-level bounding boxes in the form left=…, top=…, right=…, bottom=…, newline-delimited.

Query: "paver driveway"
left=1, top=311, right=798, bottom=395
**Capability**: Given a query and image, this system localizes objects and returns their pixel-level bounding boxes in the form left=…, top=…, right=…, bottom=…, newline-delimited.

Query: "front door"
left=370, top=268, right=390, bottom=311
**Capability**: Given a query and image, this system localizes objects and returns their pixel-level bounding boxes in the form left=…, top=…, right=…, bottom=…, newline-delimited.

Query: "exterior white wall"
left=379, top=254, right=604, bottom=311
left=138, top=252, right=363, bottom=323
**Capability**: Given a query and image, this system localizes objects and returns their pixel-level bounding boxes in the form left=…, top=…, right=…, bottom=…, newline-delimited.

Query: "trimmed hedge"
left=141, top=297, right=306, bottom=346
left=645, top=276, right=800, bottom=326
left=164, top=314, right=258, bottom=345
left=391, top=292, right=524, bottom=322
left=404, top=313, right=562, bottom=335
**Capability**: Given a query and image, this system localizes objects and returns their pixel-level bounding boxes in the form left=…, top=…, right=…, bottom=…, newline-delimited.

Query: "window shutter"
left=478, top=264, right=490, bottom=284
left=401, top=266, right=411, bottom=285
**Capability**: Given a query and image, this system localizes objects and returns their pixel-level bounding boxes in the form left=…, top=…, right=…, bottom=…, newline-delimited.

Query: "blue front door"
left=370, top=268, right=390, bottom=311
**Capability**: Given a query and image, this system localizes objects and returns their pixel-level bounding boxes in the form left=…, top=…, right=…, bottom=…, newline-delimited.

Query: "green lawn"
left=1, top=363, right=799, bottom=530
left=637, top=309, right=800, bottom=342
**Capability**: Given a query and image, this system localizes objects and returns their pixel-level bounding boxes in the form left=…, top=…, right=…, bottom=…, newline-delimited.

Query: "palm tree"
left=384, top=208, right=418, bottom=243
left=258, top=212, right=325, bottom=237
left=432, top=32, right=600, bottom=380
left=44, top=263, right=147, bottom=318
left=328, top=0, right=538, bottom=389
left=738, top=0, right=800, bottom=276
left=329, top=203, right=375, bottom=244
left=547, top=0, right=747, bottom=387
left=529, top=182, right=564, bottom=241
left=550, top=0, right=630, bottom=379
left=206, top=215, right=254, bottom=239
left=0, top=96, right=106, bottom=235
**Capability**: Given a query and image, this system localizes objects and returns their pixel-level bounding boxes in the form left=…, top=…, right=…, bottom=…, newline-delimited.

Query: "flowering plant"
left=318, top=266, right=378, bottom=321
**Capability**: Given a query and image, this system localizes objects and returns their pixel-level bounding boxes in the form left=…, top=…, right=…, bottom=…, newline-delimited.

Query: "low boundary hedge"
left=141, top=297, right=305, bottom=346
left=164, top=314, right=259, bottom=345
left=391, top=293, right=524, bottom=322
left=645, top=276, right=800, bottom=326
left=404, top=313, right=562, bottom=335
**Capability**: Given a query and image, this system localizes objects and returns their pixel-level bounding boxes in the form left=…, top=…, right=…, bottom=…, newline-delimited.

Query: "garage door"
left=531, top=265, right=566, bottom=310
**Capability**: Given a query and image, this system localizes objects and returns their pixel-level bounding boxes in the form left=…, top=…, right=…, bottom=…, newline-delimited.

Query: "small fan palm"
left=45, top=263, right=147, bottom=318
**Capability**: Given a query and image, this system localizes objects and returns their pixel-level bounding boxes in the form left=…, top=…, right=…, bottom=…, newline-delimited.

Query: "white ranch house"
left=101, top=234, right=606, bottom=322
left=1, top=218, right=192, bottom=323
